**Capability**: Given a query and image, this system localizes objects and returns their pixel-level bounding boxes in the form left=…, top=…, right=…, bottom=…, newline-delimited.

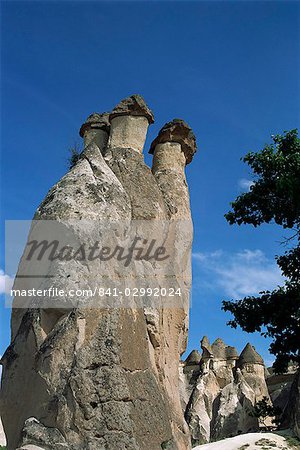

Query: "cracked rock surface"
left=182, top=337, right=271, bottom=446
left=0, top=95, right=196, bottom=450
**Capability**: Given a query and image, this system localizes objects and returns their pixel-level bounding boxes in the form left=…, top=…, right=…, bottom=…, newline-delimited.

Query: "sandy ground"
left=193, top=432, right=296, bottom=450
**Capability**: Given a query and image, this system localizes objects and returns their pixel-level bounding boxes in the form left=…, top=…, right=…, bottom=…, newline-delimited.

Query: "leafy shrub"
left=68, top=143, right=82, bottom=169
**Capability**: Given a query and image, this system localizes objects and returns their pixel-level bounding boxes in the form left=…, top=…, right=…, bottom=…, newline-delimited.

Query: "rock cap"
left=109, top=94, right=154, bottom=124
left=211, top=338, right=226, bottom=360
left=225, top=345, right=239, bottom=360
left=211, top=338, right=239, bottom=361
left=237, top=343, right=264, bottom=367
left=149, top=119, right=197, bottom=165
left=213, top=337, right=225, bottom=346
left=185, top=349, right=201, bottom=366
left=201, top=336, right=213, bottom=358
left=79, top=112, right=110, bottom=137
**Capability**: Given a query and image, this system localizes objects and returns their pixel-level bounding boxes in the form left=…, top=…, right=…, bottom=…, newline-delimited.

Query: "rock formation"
left=280, top=369, right=300, bottom=438
left=0, top=95, right=197, bottom=450
left=0, top=417, right=6, bottom=447
left=236, top=343, right=267, bottom=402
left=1, top=94, right=297, bottom=449
left=266, top=363, right=300, bottom=439
left=182, top=337, right=270, bottom=446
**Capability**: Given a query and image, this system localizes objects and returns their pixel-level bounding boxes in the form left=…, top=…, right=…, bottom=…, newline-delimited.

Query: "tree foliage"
left=222, top=130, right=300, bottom=373
left=249, top=396, right=281, bottom=428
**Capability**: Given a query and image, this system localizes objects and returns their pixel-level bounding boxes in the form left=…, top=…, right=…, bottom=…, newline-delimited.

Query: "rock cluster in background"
left=181, top=337, right=271, bottom=446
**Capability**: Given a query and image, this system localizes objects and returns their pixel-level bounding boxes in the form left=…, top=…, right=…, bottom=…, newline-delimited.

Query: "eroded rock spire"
left=1, top=95, right=197, bottom=450
left=79, top=112, right=110, bottom=148
left=182, top=336, right=270, bottom=446
left=149, top=118, right=197, bottom=165
left=108, top=94, right=154, bottom=153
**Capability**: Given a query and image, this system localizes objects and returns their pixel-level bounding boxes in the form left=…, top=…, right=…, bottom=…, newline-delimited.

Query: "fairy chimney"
left=79, top=112, right=110, bottom=149
left=0, top=95, right=196, bottom=450
left=108, top=94, right=154, bottom=153
left=237, top=343, right=269, bottom=401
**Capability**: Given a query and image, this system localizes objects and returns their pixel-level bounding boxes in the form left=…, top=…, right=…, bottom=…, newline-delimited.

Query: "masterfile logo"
left=5, top=219, right=192, bottom=309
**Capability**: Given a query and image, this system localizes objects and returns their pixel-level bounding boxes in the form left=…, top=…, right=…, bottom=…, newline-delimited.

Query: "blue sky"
left=1, top=1, right=299, bottom=365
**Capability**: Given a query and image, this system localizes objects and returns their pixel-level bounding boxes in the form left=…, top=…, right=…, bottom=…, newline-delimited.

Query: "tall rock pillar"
left=0, top=97, right=197, bottom=450
left=149, top=119, right=197, bottom=448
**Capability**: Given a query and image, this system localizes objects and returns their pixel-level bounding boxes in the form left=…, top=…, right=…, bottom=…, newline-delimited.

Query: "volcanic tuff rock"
left=79, top=113, right=110, bottom=136
left=267, top=366, right=296, bottom=413
left=0, top=95, right=196, bottom=450
left=182, top=337, right=270, bottom=446
left=267, top=363, right=299, bottom=437
left=109, top=94, right=154, bottom=124
left=0, top=417, right=6, bottom=447
left=281, top=369, right=300, bottom=438
left=149, top=119, right=197, bottom=165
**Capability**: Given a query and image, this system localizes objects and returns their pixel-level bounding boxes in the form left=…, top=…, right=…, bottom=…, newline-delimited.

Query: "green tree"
left=222, top=130, right=300, bottom=373
left=249, top=396, right=281, bottom=428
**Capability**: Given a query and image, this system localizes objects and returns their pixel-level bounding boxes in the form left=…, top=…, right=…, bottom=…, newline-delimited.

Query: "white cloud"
left=192, top=250, right=223, bottom=262
left=265, top=358, right=275, bottom=369
left=238, top=178, right=254, bottom=192
left=0, top=270, right=14, bottom=295
left=193, top=249, right=283, bottom=299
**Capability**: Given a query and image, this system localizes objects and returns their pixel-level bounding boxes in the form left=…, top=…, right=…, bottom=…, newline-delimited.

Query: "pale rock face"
left=239, top=363, right=270, bottom=402
left=15, top=418, right=68, bottom=450
left=179, top=352, right=201, bottom=415
left=211, top=370, right=259, bottom=440
left=210, top=360, right=234, bottom=389
left=205, top=339, right=236, bottom=388
left=179, top=362, right=192, bottom=413
left=148, top=126, right=196, bottom=448
left=183, top=338, right=271, bottom=445
left=108, top=115, right=149, bottom=153
left=149, top=119, right=196, bottom=165
left=17, top=447, right=46, bottom=450
left=104, top=114, right=194, bottom=448
left=83, top=128, right=109, bottom=149
left=185, top=371, right=221, bottom=446
left=152, top=142, right=186, bottom=175
left=109, top=94, right=154, bottom=124
left=0, top=96, right=196, bottom=450
left=79, top=112, right=110, bottom=149
left=237, top=344, right=270, bottom=403
left=107, top=94, right=154, bottom=154
left=0, top=417, right=6, bottom=447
